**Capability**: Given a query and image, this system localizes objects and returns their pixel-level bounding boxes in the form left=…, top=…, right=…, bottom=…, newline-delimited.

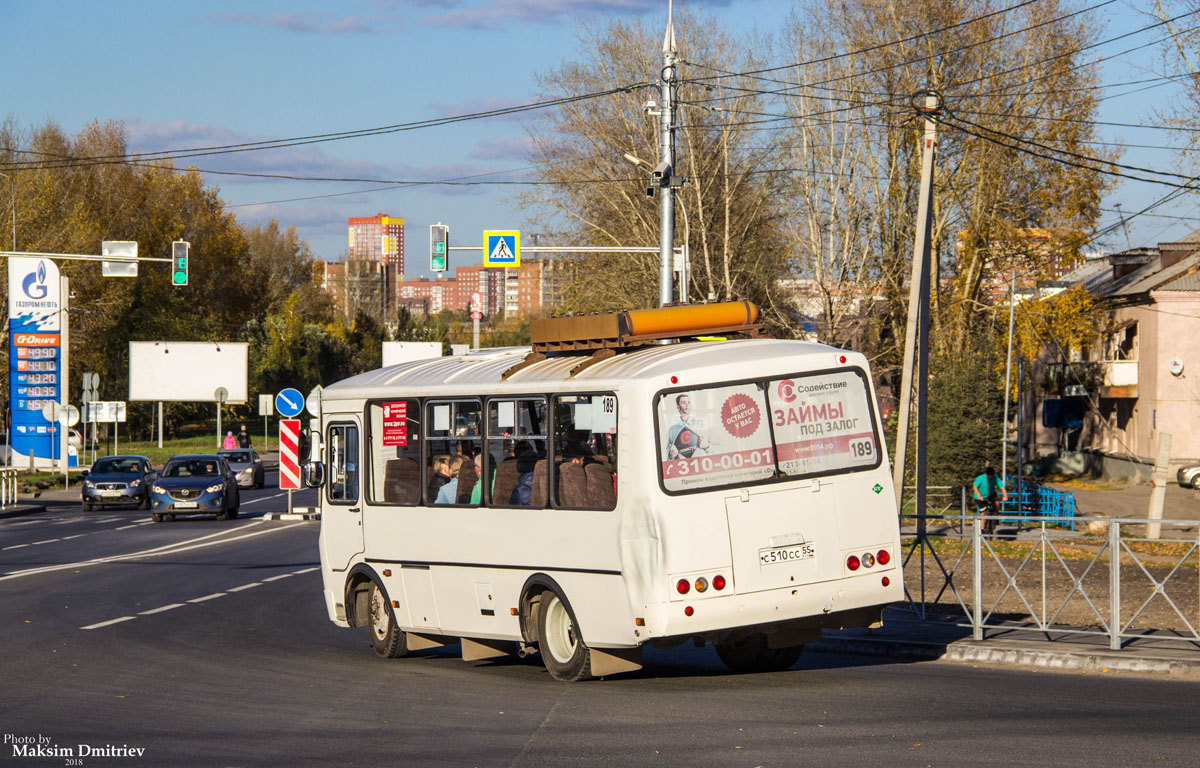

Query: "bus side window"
left=425, top=399, right=483, bottom=506
left=367, top=399, right=420, bottom=506
left=487, top=397, right=547, bottom=507
left=552, top=394, right=617, bottom=510
left=327, top=423, right=359, bottom=504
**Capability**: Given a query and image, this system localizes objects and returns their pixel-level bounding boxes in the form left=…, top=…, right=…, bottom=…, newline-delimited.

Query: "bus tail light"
left=713, top=574, right=727, bottom=591
left=684, top=606, right=694, bottom=617
left=861, top=552, right=876, bottom=568
left=882, top=576, right=891, bottom=587
left=847, top=555, right=861, bottom=571
left=676, top=578, right=691, bottom=595
left=877, top=549, right=891, bottom=565
left=694, top=577, right=709, bottom=593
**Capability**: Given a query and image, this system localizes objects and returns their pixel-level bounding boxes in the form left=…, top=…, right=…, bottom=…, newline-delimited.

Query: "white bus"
left=309, top=303, right=902, bottom=681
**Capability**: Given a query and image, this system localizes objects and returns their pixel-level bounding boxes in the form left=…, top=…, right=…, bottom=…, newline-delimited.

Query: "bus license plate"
left=174, top=501, right=198, bottom=509
left=759, top=543, right=815, bottom=566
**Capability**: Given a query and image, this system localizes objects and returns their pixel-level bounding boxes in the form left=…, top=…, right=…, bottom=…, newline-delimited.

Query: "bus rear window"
left=656, top=368, right=881, bottom=494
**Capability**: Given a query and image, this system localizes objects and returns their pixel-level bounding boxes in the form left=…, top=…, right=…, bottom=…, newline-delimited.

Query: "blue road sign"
left=483, top=230, right=520, bottom=267
left=275, top=388, right=304, bottom=418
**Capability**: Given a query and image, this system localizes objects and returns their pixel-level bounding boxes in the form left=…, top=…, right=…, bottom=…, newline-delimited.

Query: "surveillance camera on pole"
left=651, top=161, right=672, bottom=181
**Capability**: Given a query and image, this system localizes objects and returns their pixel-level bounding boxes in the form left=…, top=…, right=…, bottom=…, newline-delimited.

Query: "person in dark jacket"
left=237, top=424, right=251, bottom=449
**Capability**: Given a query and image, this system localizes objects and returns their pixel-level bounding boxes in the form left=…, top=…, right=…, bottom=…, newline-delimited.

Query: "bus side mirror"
left=303, top=461, right=325, bottom=489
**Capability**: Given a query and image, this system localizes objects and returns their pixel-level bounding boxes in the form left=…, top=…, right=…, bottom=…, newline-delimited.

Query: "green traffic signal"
left=430, top=223, right=449, bottom=272
left=172, top=240, right=189, bottom=286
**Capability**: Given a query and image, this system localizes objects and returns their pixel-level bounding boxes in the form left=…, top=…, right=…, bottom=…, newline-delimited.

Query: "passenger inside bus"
left=434, top=455, right=468, bottom=504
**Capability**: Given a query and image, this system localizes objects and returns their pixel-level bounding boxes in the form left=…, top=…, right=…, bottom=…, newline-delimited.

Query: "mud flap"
left=461, top=637, right=515, bottom=661
left=589, top=646, right=644, bottom=677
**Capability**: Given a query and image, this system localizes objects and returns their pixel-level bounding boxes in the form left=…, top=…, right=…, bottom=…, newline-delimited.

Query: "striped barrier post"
left=279, top=419, right=301, bottom=515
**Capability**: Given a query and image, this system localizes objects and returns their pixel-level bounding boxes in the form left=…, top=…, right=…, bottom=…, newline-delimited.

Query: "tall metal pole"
left=658, top=2, right=678, bottom=308
left=60, top=276, right=69, bottom=484
left=892, top=91, right=942, bottom=511
left=0, top=172, right=14, bottom=250
left=1002, top=270, right=1016, bottom=481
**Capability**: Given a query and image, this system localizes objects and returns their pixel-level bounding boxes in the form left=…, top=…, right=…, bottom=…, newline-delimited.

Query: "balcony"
left=1101, top=360, right=1138, bottom=398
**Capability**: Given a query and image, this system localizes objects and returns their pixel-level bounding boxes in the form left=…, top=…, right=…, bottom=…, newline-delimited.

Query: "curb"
left=810, top=634, right=1200, bottom=677
left=263, top=506, right=320, bottom=521
left=0, top=504, right=47, bottom=520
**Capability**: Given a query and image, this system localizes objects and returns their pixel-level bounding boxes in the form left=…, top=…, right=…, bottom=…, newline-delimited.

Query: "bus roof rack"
left=502, top=301, right=765, bottom=379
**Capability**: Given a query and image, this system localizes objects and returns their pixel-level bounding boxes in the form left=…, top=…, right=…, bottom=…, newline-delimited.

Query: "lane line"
left=0, top=520, right=296, bottom=582
left=32, top=539, right=60, bottom=545
left=114, top=525, right=140, bottom=531
left=293, top=567, right=319, bottom=575
left=53, top=519, right=86, bottom=526
left=61, top=534, right=87, bottom=540
left=81, top=616, right=136, bottom=630
left=140, top=603, right=185, bottom=615
left=262, top=573, right=292, bottom=582
left=2, top=543, right=29, bottom=550
left=188, top=592, right=226, bottom=603
left=240, top=492, right=289, bottom=506
left=227, top=582, right=262, bottom=592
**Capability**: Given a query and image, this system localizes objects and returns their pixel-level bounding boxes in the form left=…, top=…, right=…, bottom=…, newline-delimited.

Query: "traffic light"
left=430, top=223, right=449, bottom=272
left=171, top=240, right=190, bottom=286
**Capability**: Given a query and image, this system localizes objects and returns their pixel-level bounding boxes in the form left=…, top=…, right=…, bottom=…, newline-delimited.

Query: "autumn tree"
left=521, top=14, right=791, bottom=325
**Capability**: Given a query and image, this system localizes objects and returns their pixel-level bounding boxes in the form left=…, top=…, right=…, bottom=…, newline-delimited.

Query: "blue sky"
left=1, top=0, right=1195, bottom=276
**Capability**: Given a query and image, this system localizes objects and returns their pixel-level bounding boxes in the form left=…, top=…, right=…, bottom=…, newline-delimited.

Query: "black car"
left=149, top=454, right=241, bottom=522
left=81, top=455, right=156, bottom=511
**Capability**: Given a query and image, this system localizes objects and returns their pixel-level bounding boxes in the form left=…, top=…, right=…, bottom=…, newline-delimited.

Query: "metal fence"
left=0, top=468, right=19, bottom=508
left=900, top=512, right=1200, bottom=650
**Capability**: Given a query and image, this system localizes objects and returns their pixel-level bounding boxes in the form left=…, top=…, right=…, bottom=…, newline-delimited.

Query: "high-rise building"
left=348, top=214, right=405, bottom=269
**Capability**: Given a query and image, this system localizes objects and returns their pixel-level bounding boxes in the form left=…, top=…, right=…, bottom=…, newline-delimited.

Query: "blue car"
left=149, top=454, right=241, bottom=522
left=81, top=455, right=156, bottom=511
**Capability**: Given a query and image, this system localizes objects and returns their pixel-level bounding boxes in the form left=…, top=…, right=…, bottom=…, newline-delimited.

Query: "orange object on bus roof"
left=625, top=301, right=759, bottom=337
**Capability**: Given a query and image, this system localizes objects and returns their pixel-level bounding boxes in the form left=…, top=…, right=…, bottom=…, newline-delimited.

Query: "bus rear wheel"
left=368, top=581, right=409, bottom=659
left=715, top=634, right=803, bottom=674
left=537, top=590, right=591, bottom=682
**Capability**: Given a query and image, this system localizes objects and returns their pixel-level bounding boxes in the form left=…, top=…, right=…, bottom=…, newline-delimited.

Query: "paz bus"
left=306, top=301, right=902, bottom=681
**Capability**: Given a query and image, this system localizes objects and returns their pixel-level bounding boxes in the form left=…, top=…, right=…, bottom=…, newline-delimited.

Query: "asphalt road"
left=2, top=478, right=1199, bottom=767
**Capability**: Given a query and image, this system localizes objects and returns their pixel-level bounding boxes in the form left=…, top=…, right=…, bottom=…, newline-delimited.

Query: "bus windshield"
left=656, top=368, right=880, bottom=493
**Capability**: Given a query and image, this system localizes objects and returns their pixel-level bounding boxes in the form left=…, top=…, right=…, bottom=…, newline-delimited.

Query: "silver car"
left=217, top=449, right=264, bottom=489
left=1177, top=464, right=1200, bottom=489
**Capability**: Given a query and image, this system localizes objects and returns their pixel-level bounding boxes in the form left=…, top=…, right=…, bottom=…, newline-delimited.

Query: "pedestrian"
left=237, top=424, right=251, bottom=449
left=972, top=466, right=1008, bottom=535
left=223, top=431, right=237, bottom=450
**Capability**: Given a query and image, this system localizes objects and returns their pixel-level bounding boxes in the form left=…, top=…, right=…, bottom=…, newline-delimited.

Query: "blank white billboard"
left=382, top=341, right=443, bottom=368
left=129, top=341, right=249, bottom=403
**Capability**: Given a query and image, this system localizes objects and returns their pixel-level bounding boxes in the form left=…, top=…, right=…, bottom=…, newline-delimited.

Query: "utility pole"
left=658, top=0, right=678, bottom=308
left=892, top=91, right=942, bottom=517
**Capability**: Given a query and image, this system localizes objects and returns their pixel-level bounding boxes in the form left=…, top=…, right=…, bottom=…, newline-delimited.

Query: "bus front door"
left=323, top=419, right=364, bottom=571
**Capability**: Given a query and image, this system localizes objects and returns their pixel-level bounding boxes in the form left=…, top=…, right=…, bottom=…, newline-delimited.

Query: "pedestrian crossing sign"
left=483, top=230, right=520, bottom=268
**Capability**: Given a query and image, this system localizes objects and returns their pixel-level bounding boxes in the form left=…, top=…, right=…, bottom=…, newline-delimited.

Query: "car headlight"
left=130, top=478, right=141, bottom=487
left=238, top=468, right=252, bottom=476
left=84, top=480, right=94, bottom=489
left=206, top=483, right=225, bottom=494
left=152, top=485, right=166, bottom=494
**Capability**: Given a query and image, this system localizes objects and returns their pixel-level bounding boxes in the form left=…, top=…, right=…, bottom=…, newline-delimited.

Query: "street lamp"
left=0, top=171, right=13, bottom=250
left=623, top=153, right=689, bottom=304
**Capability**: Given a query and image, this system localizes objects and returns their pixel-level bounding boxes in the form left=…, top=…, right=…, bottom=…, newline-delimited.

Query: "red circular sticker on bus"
left=721, top=393, right=761, bottom=438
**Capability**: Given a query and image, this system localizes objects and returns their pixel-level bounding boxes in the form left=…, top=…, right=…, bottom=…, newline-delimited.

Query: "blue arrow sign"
left=275, top=388, right=304, bottom=418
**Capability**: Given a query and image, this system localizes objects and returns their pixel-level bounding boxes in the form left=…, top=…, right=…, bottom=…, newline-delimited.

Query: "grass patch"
left=80, top=434, right=260, bottom=466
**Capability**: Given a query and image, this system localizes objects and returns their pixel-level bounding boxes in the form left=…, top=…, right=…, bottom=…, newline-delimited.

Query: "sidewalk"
left=813, top=608, right=1200, bottom=678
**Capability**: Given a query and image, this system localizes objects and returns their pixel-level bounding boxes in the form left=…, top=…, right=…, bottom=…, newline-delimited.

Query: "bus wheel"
left=368, top=581, right=409, bottom=659
left=715, top=634, right=803, bottom=674
left=537, top=590, right=592, bottom=682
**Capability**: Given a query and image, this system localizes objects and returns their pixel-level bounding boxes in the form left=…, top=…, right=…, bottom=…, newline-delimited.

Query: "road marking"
left=114, top=525, right=140, bottom=531
left=228, top=582, right=262, bottom=592
left=293, top=567, right=319, bottom=575
left=140, top=603, right=185, bottom=615
left=240, top=492, right=288, bottom=506
left=0, top=520, right=299, bottom=582
left=53, top=518, right=85, bottom=525
left=61, top=534, right=87, bottom=540
left=32, top=539, right=60, bottom=545
left=8, top=519, right=44, bottom=526
left=188, top=592, right=226, bottom=603
left=81, top=616, right=136, bottom=630
left=94, top=517, right=122, bottom=524
left=262, top=573, right=292, bottom=582
left=2, top=543, right=28, bottom=550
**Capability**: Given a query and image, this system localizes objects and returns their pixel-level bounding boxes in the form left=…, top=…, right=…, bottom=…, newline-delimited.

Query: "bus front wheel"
left=368, top=581, right=410, bottom=659
left=715, top=634, right=803, bottom=674
left=537, top=590, right=592, bottom=682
